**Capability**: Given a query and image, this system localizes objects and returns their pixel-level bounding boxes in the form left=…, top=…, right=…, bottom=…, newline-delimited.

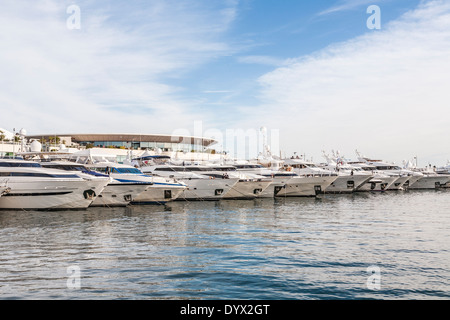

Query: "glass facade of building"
left=25, top=134, right=217, bottom=154
left=79, top=141, right=206, bottom=152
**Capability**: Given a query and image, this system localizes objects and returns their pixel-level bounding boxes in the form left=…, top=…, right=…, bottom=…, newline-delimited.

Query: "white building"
left=19, top=132, right=227, bottom=163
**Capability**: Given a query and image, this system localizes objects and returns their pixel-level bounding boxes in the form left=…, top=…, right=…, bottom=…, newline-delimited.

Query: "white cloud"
left=318, top=0, right=388, bottom=16
left=237, top=55, right=288, bottom=67
left=239, top=0, right=450, bottom=165
left=0, top=0, right=239, bottom=135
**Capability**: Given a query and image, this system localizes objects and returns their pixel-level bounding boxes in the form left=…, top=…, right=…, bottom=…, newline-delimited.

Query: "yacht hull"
left=131, top=183, right=187, bottom=204
left=325, top=175, right=373, bottom=194
left=175, top=178, right=239, bottom=201
left=223, top=180, right=273, bottom=200
left=408, top=175, right=450, bottom=190
left=356, top=176, right=398, bottom=192
left=258, top=177, right=292, bottom=198
left=387, top=176, right=410, bottom=191
left=443, top=177, right=450, bottom=188
left=0, top=179, right=108, bottom=210
left=90, top=183, right=149, bottom=207
left=402, top=176, right=422, bottom=190
left=276, top=176, right=337, bottom=197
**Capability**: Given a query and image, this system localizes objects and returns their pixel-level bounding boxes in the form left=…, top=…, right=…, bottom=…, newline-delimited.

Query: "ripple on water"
left=0, top=190, right=449, bottom=299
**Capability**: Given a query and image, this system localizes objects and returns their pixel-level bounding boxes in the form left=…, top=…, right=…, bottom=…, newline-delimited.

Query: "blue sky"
left=175, top=0, right=423, bottom=126
left=1, top=0, right=449, bottom=165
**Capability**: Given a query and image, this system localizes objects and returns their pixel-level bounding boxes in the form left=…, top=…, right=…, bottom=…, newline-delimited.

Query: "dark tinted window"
left=0, top=162, right=41, bottom=168
left=0, top=172, right=80, bottom=178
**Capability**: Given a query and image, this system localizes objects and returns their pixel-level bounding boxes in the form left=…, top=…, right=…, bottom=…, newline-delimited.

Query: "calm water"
left=0, top=190, right=449, bottom=300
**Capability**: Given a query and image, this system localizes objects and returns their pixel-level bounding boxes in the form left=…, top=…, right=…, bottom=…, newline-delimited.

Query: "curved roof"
left=26, top=133, right=217, bottom=147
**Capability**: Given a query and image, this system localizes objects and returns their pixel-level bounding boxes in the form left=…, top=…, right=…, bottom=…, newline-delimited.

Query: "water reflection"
left=0, top=190, right=449, bottom=299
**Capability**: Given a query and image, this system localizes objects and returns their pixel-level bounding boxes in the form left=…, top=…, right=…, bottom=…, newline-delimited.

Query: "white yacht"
left=142, top=164, right=239, bottom=201
left=436, top=161, right=450, bottom=188
left=67, top=150, right=187, bottom=205
left=0, top=159, right=109, bottom=210
left=408, top=168, right=449, bottom=190
left=276, top=159, right=338, bottom=197
left=201, top=164, right=273, bottom=200
left=320, top=152, right=374, bottom=193
left=361, top=162, right=416, bottom=190
left=347, top=162, right=398, bottom=192
left=85, top=162, right=186, bottom=205
left=225, top=159, right=341, bottom=198
left=366, top=161, right=421, bottom=191
left=254, top=156, right=341, bottom=197
left=229, top=163, right=297, bottom=198
left=40, top=161, right=149, bottom=207
left=401, top=159, right=450, bottom=190
left=354, top=151, right=423, bottom=191
left=436, top=161, right=450, bottom=175
left=133, top=155, right=239, bottom=201
left=326, top=169, right=374, bottom=193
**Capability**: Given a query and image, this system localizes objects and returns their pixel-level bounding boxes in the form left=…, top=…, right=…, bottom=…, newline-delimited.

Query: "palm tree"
left=0, top=130, right=4, bottom=157
left=49, top=136, right=61, bottom=145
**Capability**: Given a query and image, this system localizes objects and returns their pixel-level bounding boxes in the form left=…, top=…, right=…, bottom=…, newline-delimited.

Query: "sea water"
left=0, top=190, right=449, bottom=300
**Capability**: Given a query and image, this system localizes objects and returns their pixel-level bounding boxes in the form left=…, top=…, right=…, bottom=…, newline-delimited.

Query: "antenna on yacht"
left=12, top=128, right=16, bottom=158
left=355, top=149, right=367, bottom=163
left=260, top=126, right=268, bottom=158
left=321, top=150, right=327, bottom=161
left=19, top=128, right=27, bottom=153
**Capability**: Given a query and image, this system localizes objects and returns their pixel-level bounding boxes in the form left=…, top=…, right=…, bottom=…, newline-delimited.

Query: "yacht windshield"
left=234, top=165, right=263, bottom=169
left=43, top=165, right=86, bottom=171
left=92, top=167, right=142, bottom=174
left=114, top=168, right=143, bottom=174
left=154, top=167, right=185, bottom=172
left=212, top=167, right=237, bottom=172
left=184, top=167, right=208, bottom=172
left=0, top=172, right=80, bottom=178
left=0, top=162, right=41, bottom=168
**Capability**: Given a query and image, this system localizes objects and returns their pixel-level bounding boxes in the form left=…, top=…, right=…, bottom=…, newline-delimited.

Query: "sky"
left=1, top=0, right=449, bottom=166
